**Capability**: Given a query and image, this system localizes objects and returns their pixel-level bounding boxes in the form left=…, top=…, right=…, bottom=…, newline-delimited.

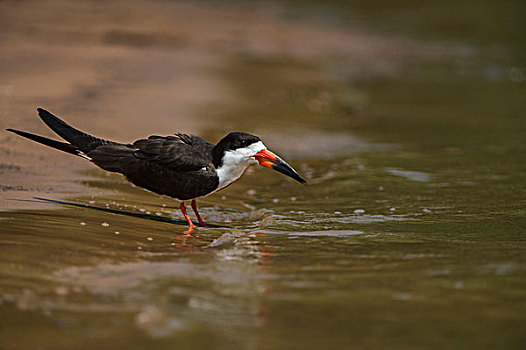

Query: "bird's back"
left=88, top=134, right=219, bottom=200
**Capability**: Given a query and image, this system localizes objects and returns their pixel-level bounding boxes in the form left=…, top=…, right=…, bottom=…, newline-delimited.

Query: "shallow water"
left=1, top=1, right=525, bottom=349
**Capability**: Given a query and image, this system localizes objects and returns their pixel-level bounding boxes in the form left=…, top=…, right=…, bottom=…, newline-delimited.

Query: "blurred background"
left=0, top=0, right=525, bottom=349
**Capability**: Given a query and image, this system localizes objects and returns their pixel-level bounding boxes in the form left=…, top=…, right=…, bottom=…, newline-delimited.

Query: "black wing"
left=131, top=134, right=213, bottom=171
left=88, top=134, right=219, bottom=200
left=37, top=108, right=120, bottom=153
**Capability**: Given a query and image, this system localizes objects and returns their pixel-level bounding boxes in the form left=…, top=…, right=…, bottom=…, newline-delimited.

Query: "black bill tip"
left=271, top=157, right=308, bottom=186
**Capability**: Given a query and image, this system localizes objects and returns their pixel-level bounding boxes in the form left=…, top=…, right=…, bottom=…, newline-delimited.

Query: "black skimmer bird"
left=7, top=108, right=307, bottom=231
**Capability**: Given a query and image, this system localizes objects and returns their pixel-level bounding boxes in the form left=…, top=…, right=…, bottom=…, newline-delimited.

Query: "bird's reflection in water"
left=48, top=224, right=276, bottom=338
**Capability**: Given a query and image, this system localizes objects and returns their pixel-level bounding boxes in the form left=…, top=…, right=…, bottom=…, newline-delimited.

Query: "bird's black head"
left=217, top=132, right=261, bottom=152
left=212, top=131, right=307, bottom=185
left=212, top=132, right=261, bottom=166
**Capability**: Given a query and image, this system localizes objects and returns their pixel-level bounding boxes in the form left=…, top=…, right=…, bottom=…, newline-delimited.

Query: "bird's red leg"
left=180, top=202, right=197, bottom=233
left=191, top=199, right=208, bottom=227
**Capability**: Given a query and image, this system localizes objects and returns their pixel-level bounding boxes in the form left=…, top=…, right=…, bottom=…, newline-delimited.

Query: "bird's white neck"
left=215, top=141, right=265, bottom=190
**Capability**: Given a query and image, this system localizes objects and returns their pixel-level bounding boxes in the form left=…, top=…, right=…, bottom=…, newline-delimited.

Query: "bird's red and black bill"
left=253, top=149, right=308, bottom=185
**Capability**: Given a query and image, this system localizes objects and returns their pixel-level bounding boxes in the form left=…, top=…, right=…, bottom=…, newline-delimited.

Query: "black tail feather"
left=36, top=108, right=119, bottom=153
left=6, top=128, right=89, bottom=158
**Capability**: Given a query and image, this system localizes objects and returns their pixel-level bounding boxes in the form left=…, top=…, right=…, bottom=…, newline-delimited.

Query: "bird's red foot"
left=183, top=223, right=197, bottom=235
left=191, top=200, right=212, bottom=228
left=180, top=202, right=199, bottom=234
left=196, top=218, right=212, bottom=228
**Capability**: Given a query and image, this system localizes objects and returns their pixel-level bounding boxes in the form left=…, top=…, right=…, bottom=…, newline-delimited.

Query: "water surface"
left=1, top=1, right=525, bottom=349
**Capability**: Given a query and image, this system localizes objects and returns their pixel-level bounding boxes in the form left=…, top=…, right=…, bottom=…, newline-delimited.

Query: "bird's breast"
left=215, top=158, right=257, bottom=191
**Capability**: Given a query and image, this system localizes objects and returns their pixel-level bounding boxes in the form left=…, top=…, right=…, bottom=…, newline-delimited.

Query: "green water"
left=1, top=1, right=525, bottom=349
